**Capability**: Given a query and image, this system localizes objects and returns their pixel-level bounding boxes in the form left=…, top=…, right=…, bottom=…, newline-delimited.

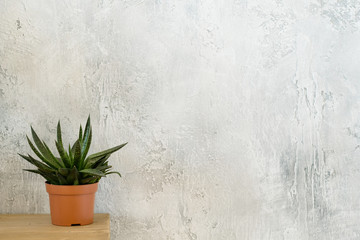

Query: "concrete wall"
left=1, top=0, right=360, bottom=239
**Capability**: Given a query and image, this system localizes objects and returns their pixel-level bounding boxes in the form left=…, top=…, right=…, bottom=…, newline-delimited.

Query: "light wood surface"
left=0, top=213, right=110, bottom=240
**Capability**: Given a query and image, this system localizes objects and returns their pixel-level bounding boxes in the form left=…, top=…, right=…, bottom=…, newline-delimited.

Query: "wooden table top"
left=0, top=213, right=110, bottom=240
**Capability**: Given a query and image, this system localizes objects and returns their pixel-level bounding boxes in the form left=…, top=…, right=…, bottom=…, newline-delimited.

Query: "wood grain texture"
left=0, top=214, right=110, bottom=240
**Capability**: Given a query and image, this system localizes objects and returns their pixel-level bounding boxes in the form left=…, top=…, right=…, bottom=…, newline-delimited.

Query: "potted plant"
left=19, top=116, right=127, bottom=226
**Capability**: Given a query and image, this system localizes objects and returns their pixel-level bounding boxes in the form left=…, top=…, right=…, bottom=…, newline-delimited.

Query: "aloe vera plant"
left=19, top=116, right=127, bottom=185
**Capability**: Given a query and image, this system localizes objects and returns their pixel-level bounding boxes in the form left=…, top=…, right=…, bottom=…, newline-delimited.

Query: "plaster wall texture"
left=1, top=0, right=360, bottom=239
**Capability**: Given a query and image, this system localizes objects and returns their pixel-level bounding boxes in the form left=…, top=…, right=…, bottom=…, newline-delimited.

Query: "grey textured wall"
left=1, top=0, right=360, bottom=239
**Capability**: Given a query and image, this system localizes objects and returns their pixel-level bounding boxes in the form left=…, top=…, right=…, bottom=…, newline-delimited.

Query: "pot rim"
left=45, top=182, right=99, bottom=195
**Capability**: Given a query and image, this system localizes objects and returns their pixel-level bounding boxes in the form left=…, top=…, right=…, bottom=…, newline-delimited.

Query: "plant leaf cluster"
left=19, top=116, right=127, bottom=185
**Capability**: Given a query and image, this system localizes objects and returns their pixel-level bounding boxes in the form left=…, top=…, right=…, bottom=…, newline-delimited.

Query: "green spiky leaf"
left=85, top=154, right=111, bottom=169
left=56, top=172, right=68, bottom=185
left=30, top=127, right=62, bottom=169
left=96, top=165, right=112, bottom=171
left=19, top=154, right=54, bottom=173
left=86, top=143, right=127, bottom=161
left=26, top=136, right=57, bottom=169
left=80, top=176, right=98, bottom=184
left=73, top=140, right=82, bottom=168
left=105, top=171, right=122, bottom=177
left=24, top=169, right=58, bottom=184
left=58, top=168, right=70, bottom=176
left=68, top=143, right=73, bottom=166
left=43, top=141, right=65, bottom=168
left=80, top=116, right=92, bottom=166
left=56, top=121, right=71, bottom=168
left=79, top=125, right=83, bottom=143
left=67, top=166, right=79, bottom=185
left=79, top=169, right=106, bottom=177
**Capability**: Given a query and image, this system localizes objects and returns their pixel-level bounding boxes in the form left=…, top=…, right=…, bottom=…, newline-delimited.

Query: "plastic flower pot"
left=45, top=182, right=98, bottom=226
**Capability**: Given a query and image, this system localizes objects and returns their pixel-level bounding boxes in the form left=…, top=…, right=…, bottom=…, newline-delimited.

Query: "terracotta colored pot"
left=45, top=182, right=98, bottom=226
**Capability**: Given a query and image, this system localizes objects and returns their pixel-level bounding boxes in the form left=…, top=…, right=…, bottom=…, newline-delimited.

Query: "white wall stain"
left=1, top=0, right=360, bottom=239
